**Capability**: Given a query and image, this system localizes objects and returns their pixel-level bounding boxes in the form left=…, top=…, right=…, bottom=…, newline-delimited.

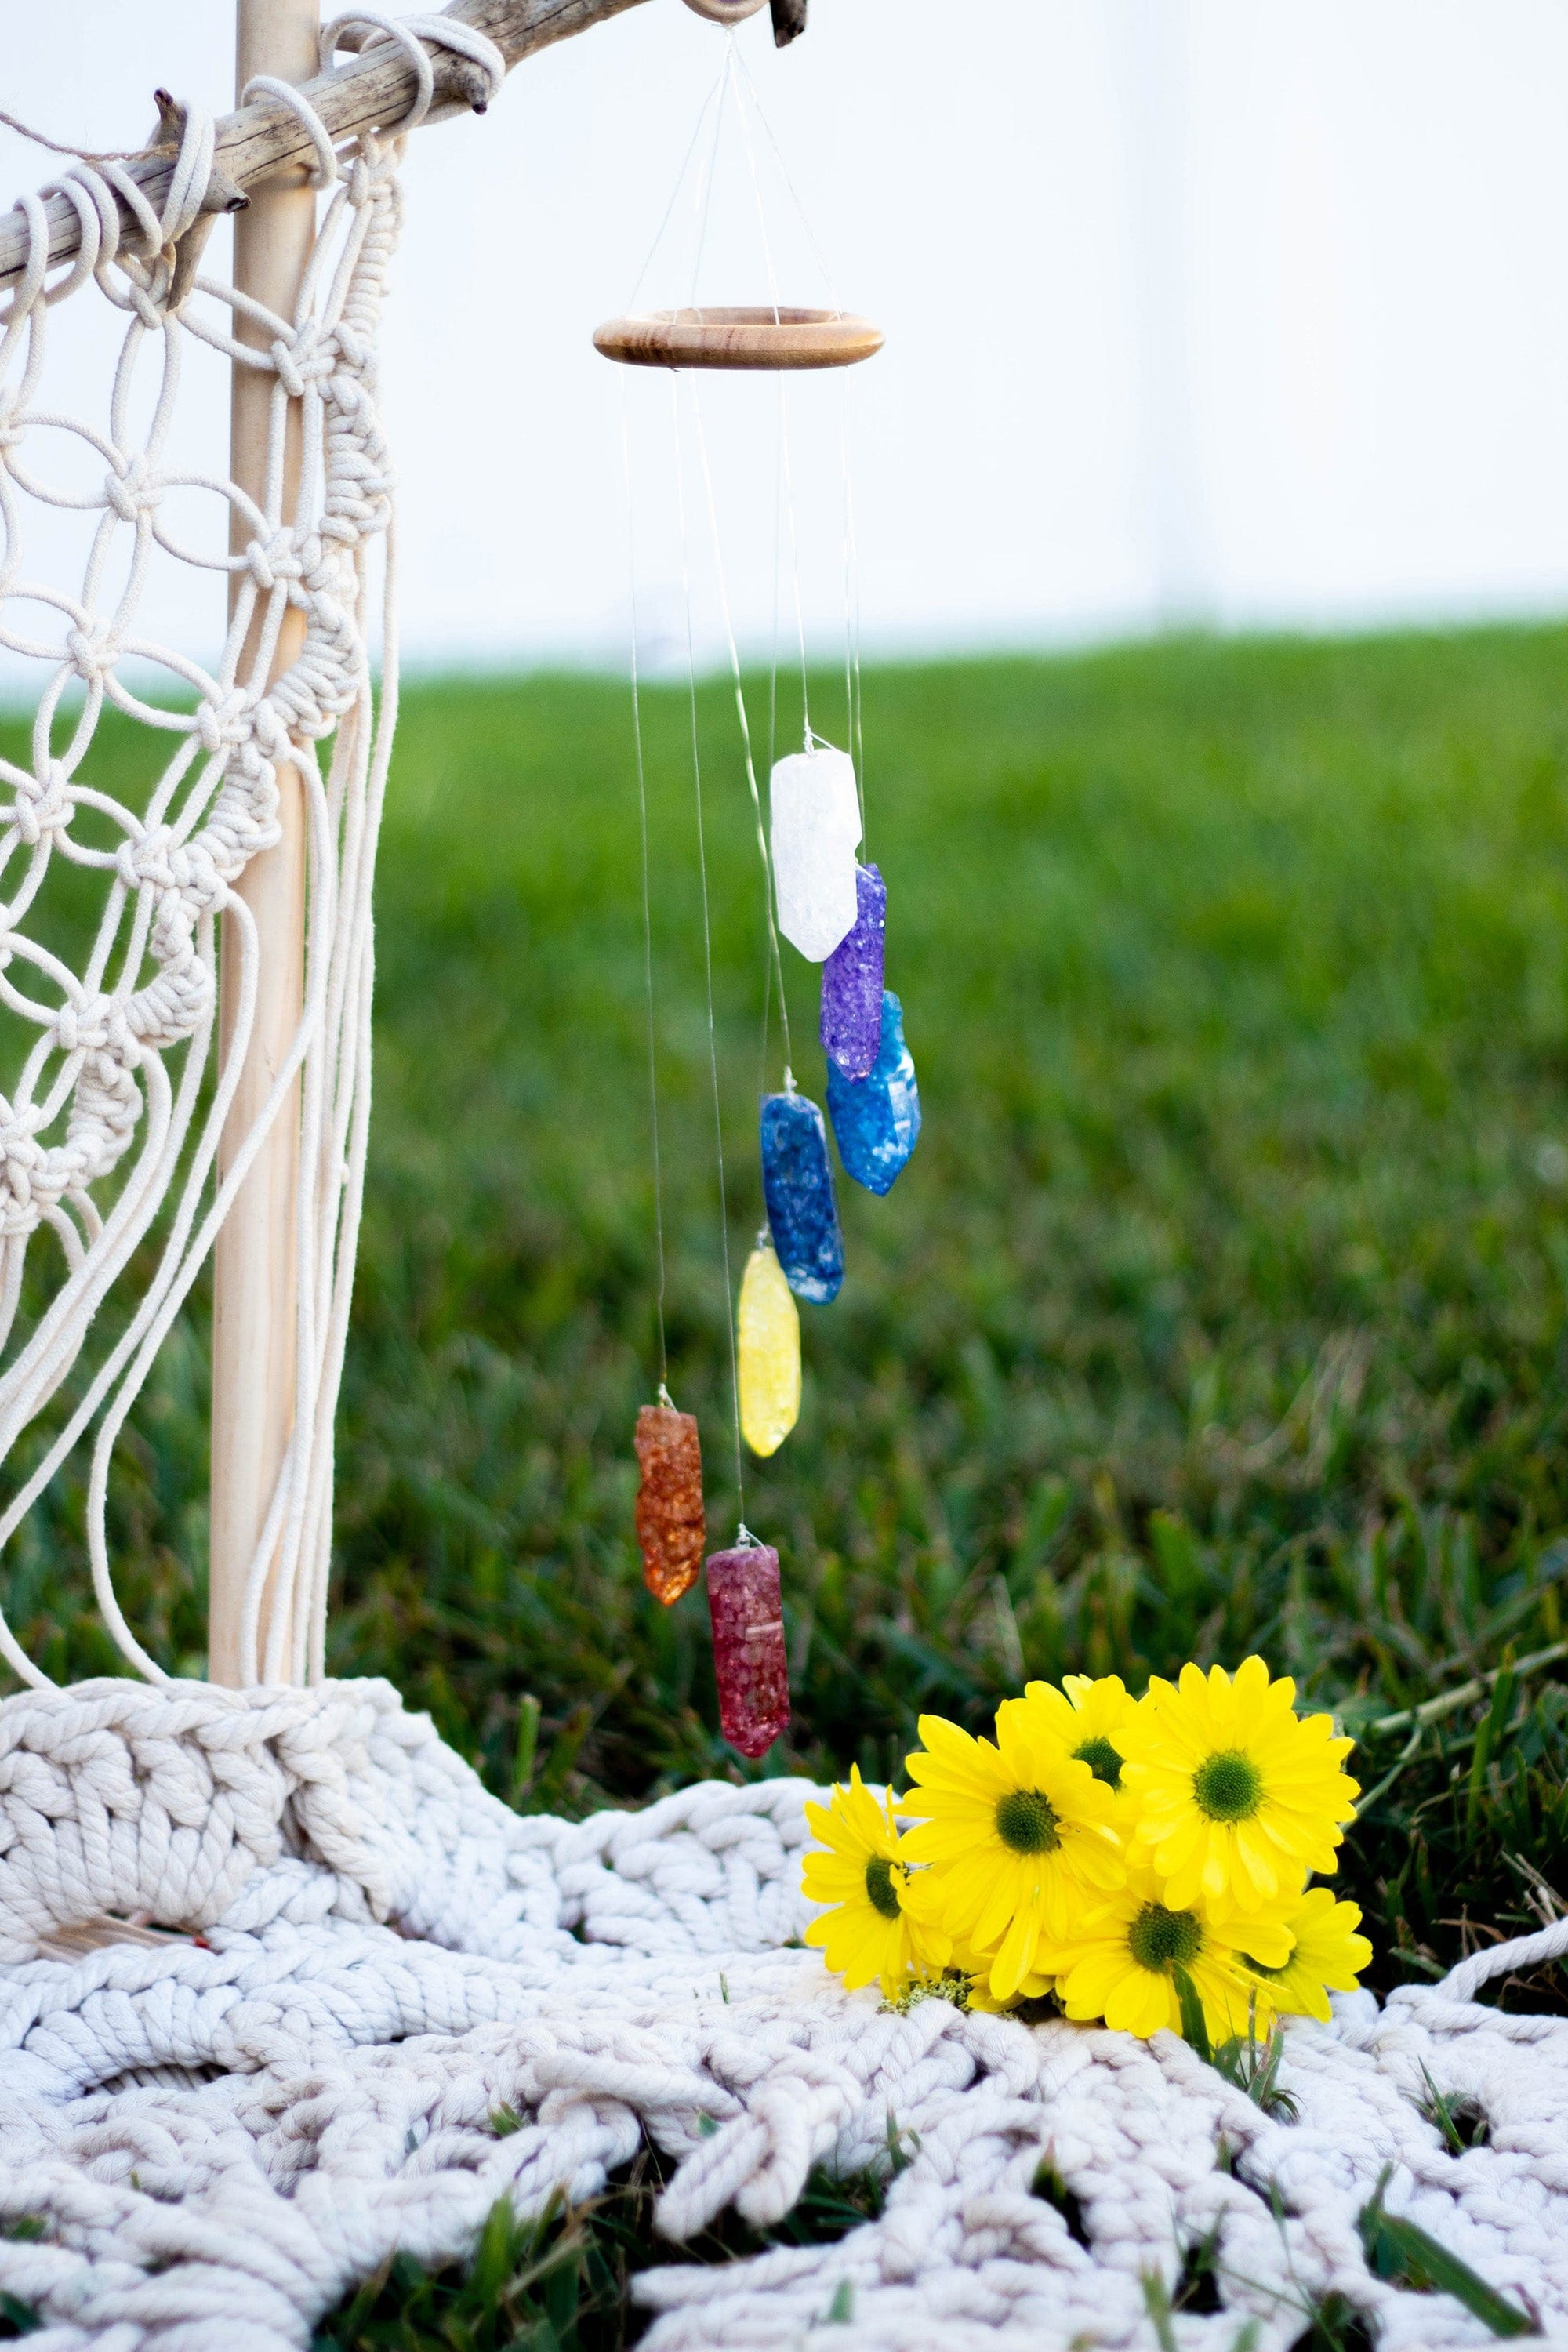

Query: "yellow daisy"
left=1039, top=1866, right=1279, bottom=2042
left=900, top=1708, right=1123, bottom=2002
left=1117, top=1657, right=1359, bottom=1912
left=802, top=1766, right=951, bottom=1998
left=931, top=1925, right=1054, bottom=2014
left=1232, top=1886, right=1373, bottom=2023
left=999, top=1674, right=1139, bottom=1813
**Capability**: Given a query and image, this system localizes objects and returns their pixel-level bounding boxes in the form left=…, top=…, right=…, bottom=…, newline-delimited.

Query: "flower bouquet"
left=802, top=1657, right=1370, bottom=2039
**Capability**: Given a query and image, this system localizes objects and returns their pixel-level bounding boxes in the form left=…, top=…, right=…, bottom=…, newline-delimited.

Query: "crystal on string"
left=738, top=1237, right=801, bottom=1457
left=771, top=746, right=862, bottom=961
left=634, top=1403, right=706, bottom=1603
left=706, top=1541, right=789, bottom=1757
left=820, top=862, right=885, bottom=1080
left=827, top=989, right=921, bottom=1196
left=760, top=1091, right=844, bottom=1303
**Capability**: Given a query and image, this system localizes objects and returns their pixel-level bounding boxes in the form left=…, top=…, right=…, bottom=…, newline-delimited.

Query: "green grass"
left=7, top=626, right=1568, bottom=2338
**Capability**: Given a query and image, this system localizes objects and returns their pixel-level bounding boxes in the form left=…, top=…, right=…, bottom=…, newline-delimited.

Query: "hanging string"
left=728, top=64, right=811, bottom=745
left=841, top=372, right=866, bottom=848
left=0, top=107, right=143, bottom=162
left=687, top=380, right=793, bottom=1099
left=673, top=375, right=746, bottom=1517
left=758, top=359, right=787, bottom=1102
left=622, top=49, right=729, bottom=314
left=688, top=38, right=735, bottom=310
left=731, top=42, right=844, bottom=313
left=622, top=372, right=669, bottom=1392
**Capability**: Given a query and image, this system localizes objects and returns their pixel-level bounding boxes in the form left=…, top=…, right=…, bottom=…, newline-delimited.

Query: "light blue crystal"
left=826, top=990, right=920, bottom=1196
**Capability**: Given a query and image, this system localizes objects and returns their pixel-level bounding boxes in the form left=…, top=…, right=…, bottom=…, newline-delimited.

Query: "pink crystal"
left=706, top=1542, right=790, bottom=1758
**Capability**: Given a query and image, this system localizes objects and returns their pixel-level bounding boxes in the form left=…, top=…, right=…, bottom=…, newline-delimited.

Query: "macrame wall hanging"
left=600, top=0, right=920, bottom=1761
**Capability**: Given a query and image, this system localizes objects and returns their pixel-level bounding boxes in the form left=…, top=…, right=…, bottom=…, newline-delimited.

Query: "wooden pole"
left=209, top=0, right=320, bottom=1688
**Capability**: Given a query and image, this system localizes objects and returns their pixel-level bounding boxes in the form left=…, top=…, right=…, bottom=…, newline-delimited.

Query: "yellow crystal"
left=739, top=1239, right=801, bottom=1457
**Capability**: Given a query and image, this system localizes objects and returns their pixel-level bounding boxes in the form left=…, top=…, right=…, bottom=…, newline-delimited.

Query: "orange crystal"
left=634, top=1403, right=705, bottom=1603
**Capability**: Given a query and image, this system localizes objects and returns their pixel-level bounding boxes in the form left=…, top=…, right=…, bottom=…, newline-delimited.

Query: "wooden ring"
left=593, top=306, right=884, bottom=372
left=681, top=0, right=770, bottom=20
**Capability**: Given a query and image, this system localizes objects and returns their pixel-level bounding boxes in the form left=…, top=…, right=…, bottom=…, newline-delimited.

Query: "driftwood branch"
left=0, top=0, right=663, bottom=292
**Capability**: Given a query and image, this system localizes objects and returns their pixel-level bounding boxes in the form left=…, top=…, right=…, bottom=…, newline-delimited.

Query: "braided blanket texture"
left=0, top=1675, right=1564, bottom=2350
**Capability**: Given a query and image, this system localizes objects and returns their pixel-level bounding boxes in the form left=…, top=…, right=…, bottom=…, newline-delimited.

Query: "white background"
left=3, top=1, right=1568, bottom=671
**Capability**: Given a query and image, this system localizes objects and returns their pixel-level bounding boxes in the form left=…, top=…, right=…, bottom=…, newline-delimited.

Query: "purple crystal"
left=706, top=1543, right=789, bottom=1759
left=820, top=864, right=886, bottom=1080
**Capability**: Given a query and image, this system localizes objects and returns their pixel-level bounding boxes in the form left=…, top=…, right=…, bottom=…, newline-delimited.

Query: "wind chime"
left=596, top=0, right=920, bottom=1759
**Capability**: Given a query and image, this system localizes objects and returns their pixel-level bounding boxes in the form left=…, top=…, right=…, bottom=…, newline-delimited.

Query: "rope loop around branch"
left=321, top=11, right=506, bottom=132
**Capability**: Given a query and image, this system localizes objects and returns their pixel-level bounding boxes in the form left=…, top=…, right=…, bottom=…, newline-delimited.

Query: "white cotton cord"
left=673, top=377, right=745, bottom=1519
left=1427, top=1911, right=1568, bottom=2009
left=320, top=12, right=506, bottom=133
left=0, top=107, right=408, bottom=1687
left=242, top=77, right=339, bottom=191
left=621, top=372, right=670, bottom=1389
left=0, top=1679, right=1560, bottom=2347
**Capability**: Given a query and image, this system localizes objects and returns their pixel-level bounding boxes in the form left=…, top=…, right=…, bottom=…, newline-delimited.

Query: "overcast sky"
left=3, top=2, right=1568, bottom=673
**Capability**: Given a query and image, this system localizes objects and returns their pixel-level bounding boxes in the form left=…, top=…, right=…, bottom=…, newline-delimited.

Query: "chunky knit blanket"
left=0, top=1676, right=1564, bottom=2350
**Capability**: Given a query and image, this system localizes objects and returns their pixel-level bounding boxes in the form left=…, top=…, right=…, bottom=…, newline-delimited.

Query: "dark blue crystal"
left=760, top=1091, right=844, bottom=1304
left=826, top=990, right=921, bottom=1196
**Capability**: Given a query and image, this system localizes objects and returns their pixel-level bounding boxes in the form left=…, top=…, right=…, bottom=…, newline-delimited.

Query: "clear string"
left=760, top=372, right=786, bottom=1100
left=732, top=41, right=843, bottom=314
left=728, top=64, right=811, bottom=742
left=688, top=377, right=793, bottom=1094
left=622, top=371, right=668, bottom=1392
left=841, top=372, right=866, bottom=848
left=673, top=374, right=745, bottom=1515
left=688, top=38, right=735, bottom=311
left=622, top=48, right=729, bottom=314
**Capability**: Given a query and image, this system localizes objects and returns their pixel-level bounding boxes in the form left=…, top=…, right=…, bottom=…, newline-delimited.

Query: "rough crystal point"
left=738, top=1241, right=801, bottom=1458
left=706, top=1541, right=789, bottom=1758
left=827, top=989, right=921, bottom=1196
left=633, top=1404, right=705, bottom=1604
left=820, top=862, right=886, bottom=1080
left=771, top=746, right=862, bottom=962
left=760, top=1091, right=844, bottom=1304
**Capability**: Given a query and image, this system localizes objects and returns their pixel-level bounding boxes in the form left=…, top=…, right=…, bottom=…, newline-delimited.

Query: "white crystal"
left=770, top=746, right=862, bottom=961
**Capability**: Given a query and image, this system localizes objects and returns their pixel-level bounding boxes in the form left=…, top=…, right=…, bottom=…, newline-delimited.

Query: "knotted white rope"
left=0, top=16, right=493, bottom=1694
left=0, top=1675, right=1564, bottom=2350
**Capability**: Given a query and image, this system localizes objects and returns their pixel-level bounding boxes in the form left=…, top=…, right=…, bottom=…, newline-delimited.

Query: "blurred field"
left=8, top=628, right=1568, bottom=2015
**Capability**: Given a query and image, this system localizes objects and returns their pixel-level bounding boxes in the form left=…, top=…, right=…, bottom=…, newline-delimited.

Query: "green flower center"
left=1192, top=1748, right=1264, bottom=1823
left=864, top=1854, right=902, bottom=1920
left=1073, top=1735, right=1123, bottom=1790
left=1127, top=1902, right=1203, bottom=1974
left=995, top=1788, right=1062, bottom=1854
